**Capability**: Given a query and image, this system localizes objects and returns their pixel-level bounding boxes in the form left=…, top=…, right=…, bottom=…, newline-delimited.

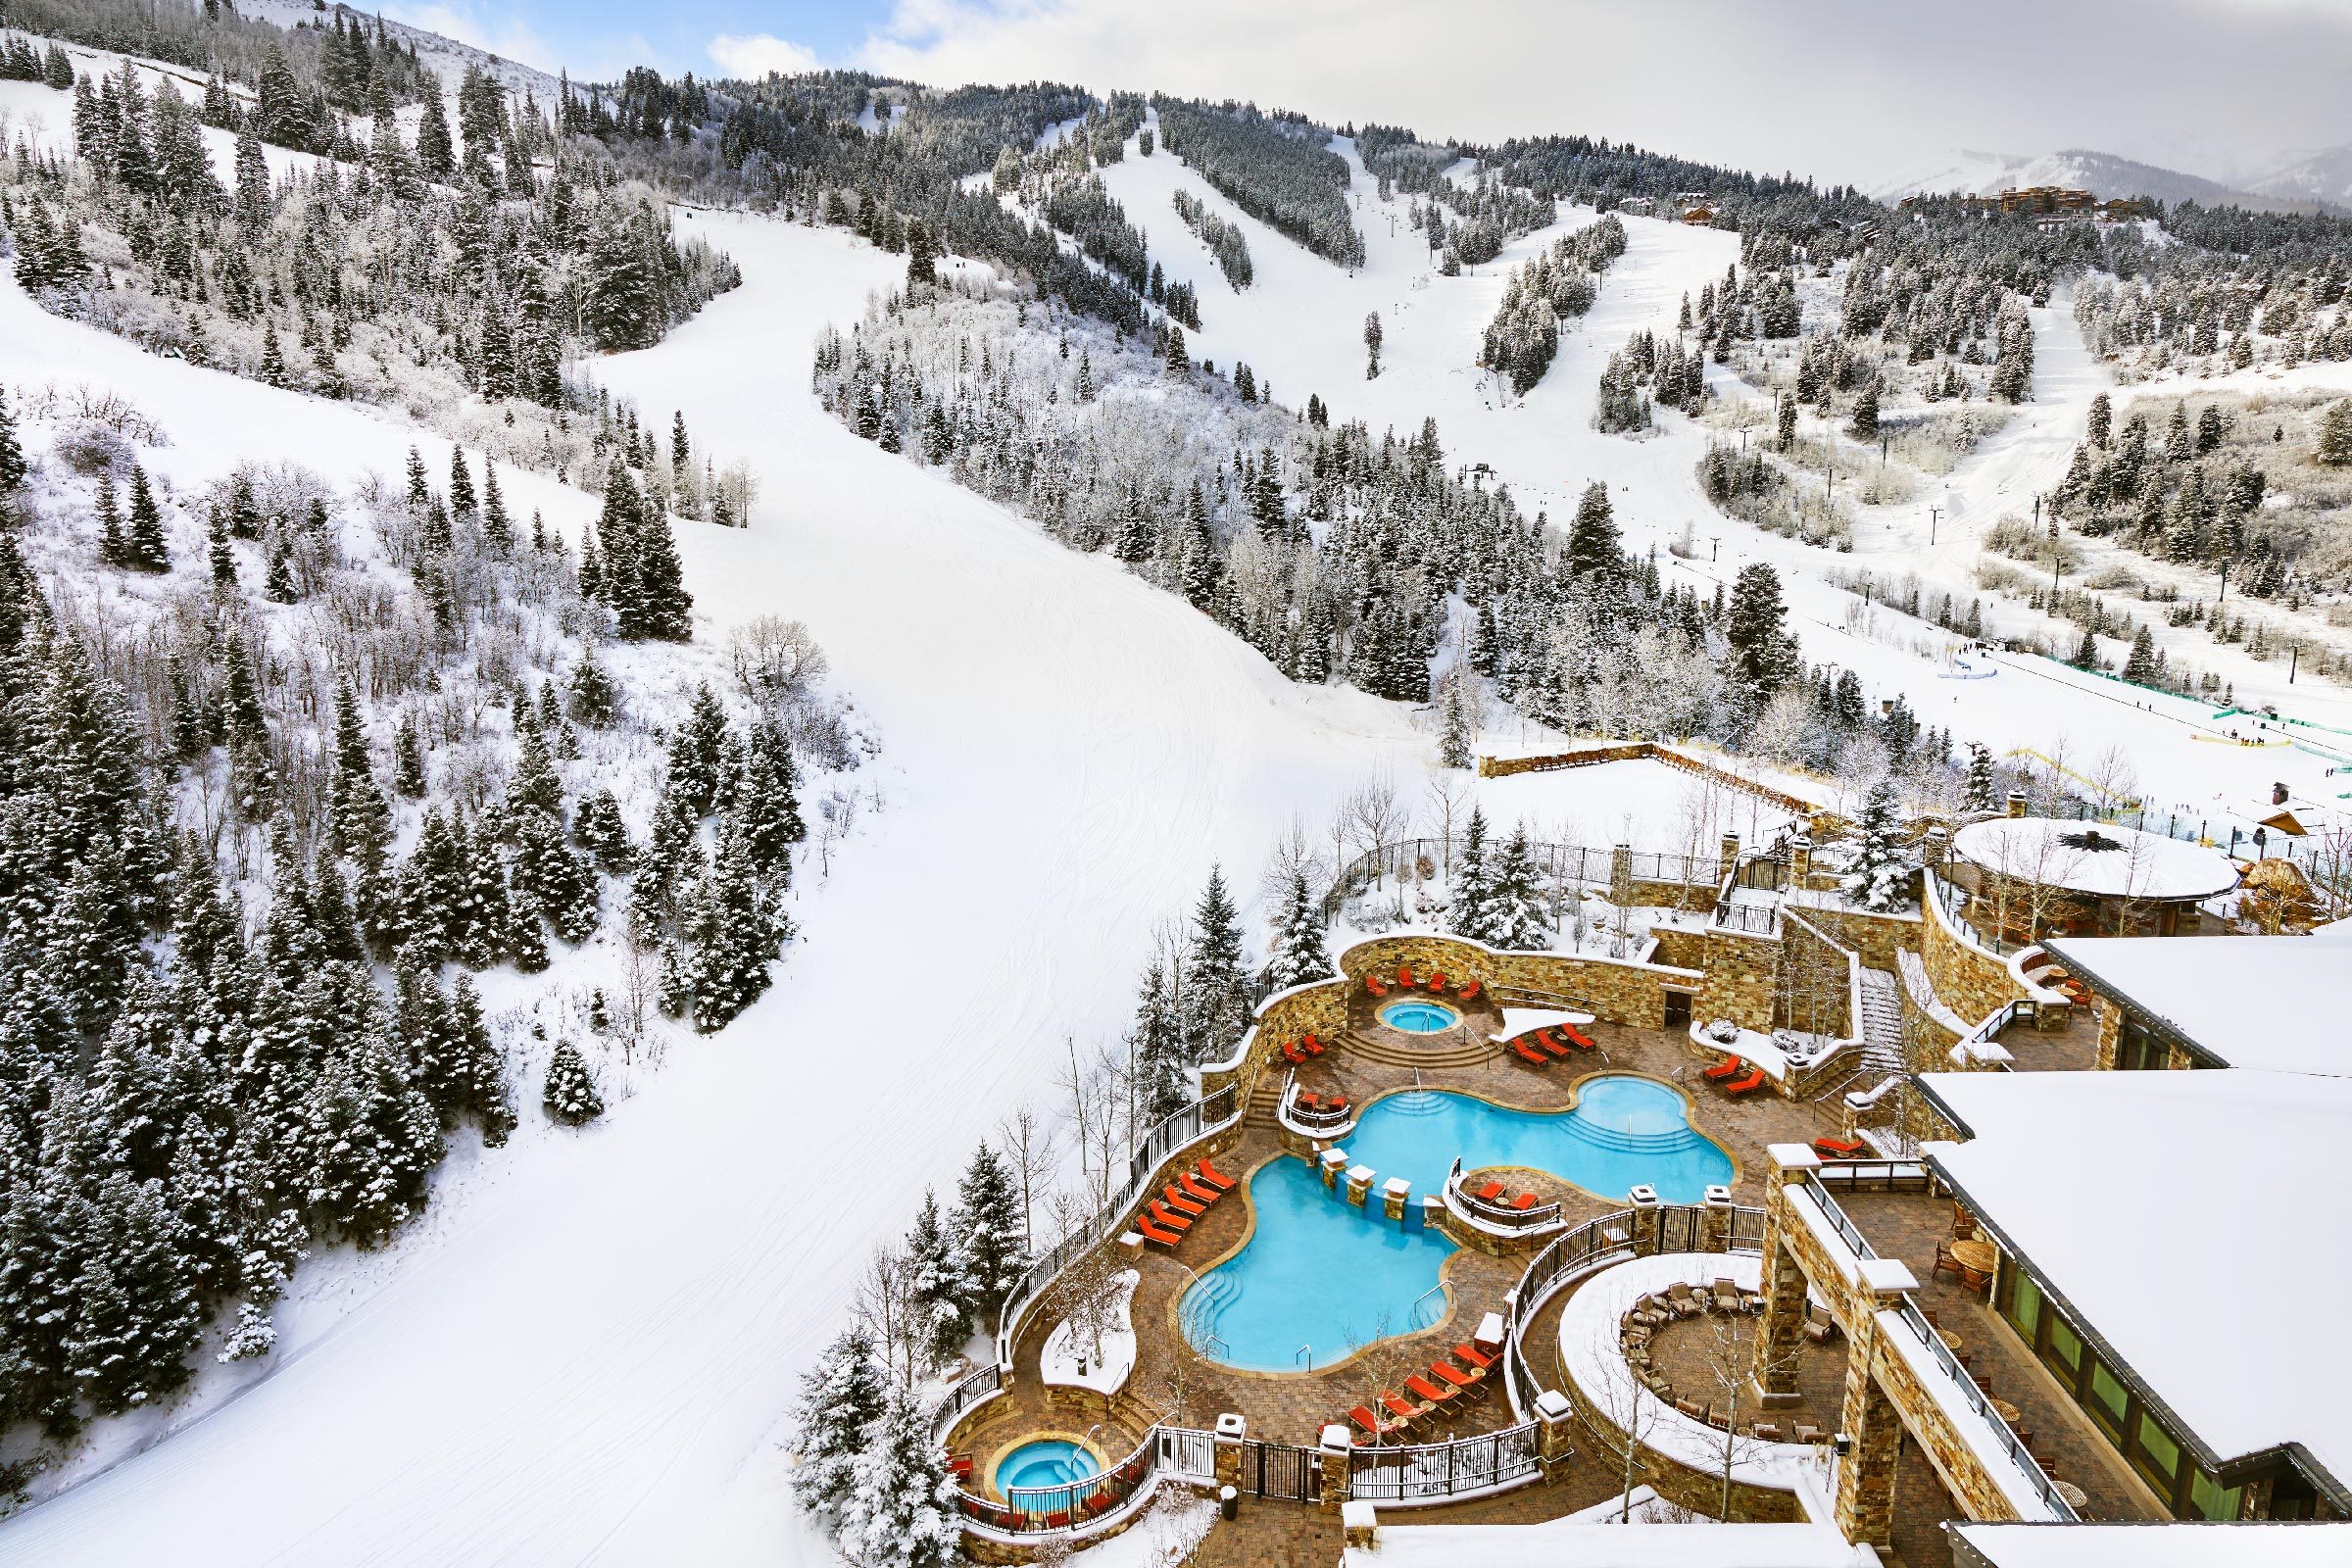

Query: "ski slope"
left=0, top=217, right=1438, bottom=1563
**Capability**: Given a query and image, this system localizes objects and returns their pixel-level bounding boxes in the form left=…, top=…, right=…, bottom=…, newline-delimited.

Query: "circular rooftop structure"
left=1949, top=816, right=2239, bottom=904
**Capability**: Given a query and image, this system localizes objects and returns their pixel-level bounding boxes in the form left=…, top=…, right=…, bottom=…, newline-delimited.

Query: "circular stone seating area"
left=1618, top=1279, right=1813, bottom=1441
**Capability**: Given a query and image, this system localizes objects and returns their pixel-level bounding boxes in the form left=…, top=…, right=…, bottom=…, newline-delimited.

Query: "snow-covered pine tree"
left=1842, top=780, right=1914, bottom=912
left=1184, top=866, right=1247, bottom=1061
left=790, top=1326, right=888, bottom=1522
left=903, top=1190, right=971, bottom=1370
left=1437, top=675, right=1474, bottom=769
left=542, top=1037, right=604, bottom=1125
left=1963, top=743, right=1996, bottom=814
left=1446, top=806, right=1507, bottom=946
left=836, top=1381, right=963, bottom=1568
left=950, top=1145, right=1028, bottom=1322
left=1264, top=870, right=1334, bottom=990
left=1494, top=824, right=1552, bottom=950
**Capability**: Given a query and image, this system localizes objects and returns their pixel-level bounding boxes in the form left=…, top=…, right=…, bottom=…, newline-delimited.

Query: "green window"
left=2135, top=1411, right=2182, bottom=1496
left=2085, top=1357, right=2129, bottom=1437
left=2191, top=1469, right=2243, bottom=1522
left=2043, top=1312, right=2082, bottom=1382
left=2008, top=1273, right=2043, bottom=1342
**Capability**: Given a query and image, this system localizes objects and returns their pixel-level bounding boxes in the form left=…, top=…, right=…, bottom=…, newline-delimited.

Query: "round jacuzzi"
left=995, top=1438, right=1100, bottom=1494
left=1380, top=999, right=1460, bottom=1034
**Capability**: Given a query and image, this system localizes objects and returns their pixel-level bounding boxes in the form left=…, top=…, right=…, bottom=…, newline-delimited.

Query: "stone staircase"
left=1338, top=1026, right=1494, bottom=1071
left=1246, top=1078, right=1286, bottom=1131
left=1857, top=967, right=1906, bottom=1073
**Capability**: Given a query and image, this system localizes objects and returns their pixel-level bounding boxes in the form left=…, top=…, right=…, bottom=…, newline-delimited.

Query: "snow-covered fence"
left=1348, top=1423, right=1541, bottom=1504
left=932, top=1364, right=1003, bottom=1446
left=1321, top=837, right=1717, bottom=921
left=955, top=1425, right=1164, bottom=1536
left=994, top=1082, right=1242, bottom=1372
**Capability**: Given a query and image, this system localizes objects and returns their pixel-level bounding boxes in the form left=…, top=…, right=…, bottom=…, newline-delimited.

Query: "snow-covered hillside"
left=1869, top=146, right=2302, bottom=212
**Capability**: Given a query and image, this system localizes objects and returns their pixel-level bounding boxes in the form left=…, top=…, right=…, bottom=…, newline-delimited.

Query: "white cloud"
left=708, top=32, right=824, bottom=79
left=843, top=0, right=2352, bottom=191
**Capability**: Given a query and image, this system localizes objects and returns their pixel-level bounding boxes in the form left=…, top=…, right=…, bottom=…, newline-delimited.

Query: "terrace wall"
left=1335, top=933, right=1707, bottom=1033
left=1921, top=882, right=2023, bottom=1028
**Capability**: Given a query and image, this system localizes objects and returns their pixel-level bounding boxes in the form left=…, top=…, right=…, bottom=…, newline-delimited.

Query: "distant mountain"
left=241, top=0, right=567, bottom=107
left=2245, top=144, right=2352, bottom=211
left=1869, top=147, right=2323, bottom=215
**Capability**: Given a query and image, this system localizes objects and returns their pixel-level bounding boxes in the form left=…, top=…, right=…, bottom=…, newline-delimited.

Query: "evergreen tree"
left=1437, top=675, right=1475, bottom=769
left=1446, top=807, right=1509, bottom=946
left=123, top=466, right=170, bottom=572
left=0, top=385, right=25, bottom=495
left=837, top=1381, right=962, bottom=1568
left=2121, top=623, right=2161, bottom=685
left=416, top=88, right=455, bottom=178
left=2321, top=400, right=2352, bottom=466
left=1841, top=779, right=1913, bottom=912
left=1183, top=866, right=1246, bottom=1061
left=542, top=1037, right=603, bottom=1125
left=1494, top=824, right=1551, bottom=950
left=1724, top=563, right=1795, bottom=702
left=903, top=1190, right=970, bottom=1370
left=1963, top=743, right=1997, bottom=814
left=1847, top=385, right=1879, bottom=442
left=1563, top=481, right=1622, bottom=580
left=950, top=1146, right=1027, bottom=1323
left=790, top=1326, right=888, bottom=1522
left=686, top=821, right=784, bottom=1032
left=2072, top=625, right=2103, bottom=671
left=1263, top=870, right=1333, bottom=990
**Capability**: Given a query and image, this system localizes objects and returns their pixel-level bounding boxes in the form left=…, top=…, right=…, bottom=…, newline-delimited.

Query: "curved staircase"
left=1339, top=1026, right=1495, bottom=1071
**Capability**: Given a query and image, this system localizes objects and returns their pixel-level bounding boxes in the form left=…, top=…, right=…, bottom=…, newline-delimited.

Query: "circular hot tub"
left=996, top=1438, right=1100, bottom=1495
left=1380, top=999, right=1461, bottom=1034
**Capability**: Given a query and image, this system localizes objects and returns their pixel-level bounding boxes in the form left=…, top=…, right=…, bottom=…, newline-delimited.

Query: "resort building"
left=929, top=747, right=2349, bottom=1565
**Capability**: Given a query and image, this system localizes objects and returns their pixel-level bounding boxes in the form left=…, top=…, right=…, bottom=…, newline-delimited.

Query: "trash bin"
left=1219, top=1484, right=1238, bottom=1521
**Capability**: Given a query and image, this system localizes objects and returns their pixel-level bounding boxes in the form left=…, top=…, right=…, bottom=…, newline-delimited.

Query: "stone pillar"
left=1754, top=1145, right=1820, bottom=1409
left=1699, top=1185, right=1735, bottom=1253
left=1628, top=1185, right=1661, bottom=1254
left=1213, top=1412, right=1246, bottom=1496
left=1345, top=1165, right=1375, bottom=1207
left=1342, top=1500, right=1378, bottom=1549
left=1382, top=1177, right=1411, bottom=1222
left=1718, top=831, right=1741, bottom=885
left=1835, top=1339, right=1903, bottom=1549
left=1318, top=1424, right=1352, bottom=1517
left=1535, top=1389, right=1578, bottom=1468
left=1790, top=834, right=1813, bottom=889
left=1610, top=843, right=1636, bottom=912
left=1923, top=827, right=1948, bottom=869
left=1319, top=1149, right=1348, bottom=1190
left=2005, top=789, right=2028, bottom=819
left=2093, top=1001, right=2122, bottom=1072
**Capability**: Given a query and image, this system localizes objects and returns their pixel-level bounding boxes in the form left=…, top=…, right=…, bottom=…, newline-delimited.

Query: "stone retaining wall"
left=1920, top=886, right=2022, bottom=1028
left=1693, top=927, right=1779, bottom=1032
left=1338, top=934, right=1705, bottom=1033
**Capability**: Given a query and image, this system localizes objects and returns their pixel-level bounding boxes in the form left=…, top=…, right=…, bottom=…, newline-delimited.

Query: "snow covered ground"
left=0, top=204, right=1445, bottom=1563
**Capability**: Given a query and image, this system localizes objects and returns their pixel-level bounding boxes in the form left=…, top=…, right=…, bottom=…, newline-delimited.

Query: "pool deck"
left=956, top=1015, right=1835, bottom=1493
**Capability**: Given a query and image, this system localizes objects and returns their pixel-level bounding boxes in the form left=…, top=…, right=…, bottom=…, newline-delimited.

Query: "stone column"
left=1628, top=1185, right=1661, bottom=1254
left=1213, top=1412, right=1246, bottom=1497
left=1790, top=834, right=1813, bottom=889
left=1835, top=1340, right=1903, bottom=1548
left=1535, top=1389, right=1578, bottom=1469
left=1699, top=1185, right=1735, bottom=1253
left=1718, top=831, right=1741, bottom=885
left=1753, top=1145, right=1820, bottom=1409
left=1317, top=1424, right=1352, bottom=1516
left=2005, top=789, right=2028, bottom=819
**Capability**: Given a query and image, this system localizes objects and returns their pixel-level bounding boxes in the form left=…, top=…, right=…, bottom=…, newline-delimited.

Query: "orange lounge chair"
left=1452, top=1342, right=1494, bottom=1370
left=1283, top=1039, right=1305, bottom=1064
left=1163, top=1185, right=1206, bottom=1217
left=1397, top=965, right=1416, bottom=988
left=1147, top=1201, right=1193, bottom=1232
left=1380, top=1391, right=1428, bottom=1426
left=1509, top=1191, right=1541, bottom=1211
left=1197, top=1155, right=1237, bottom=1191
left=1456, top=978, right=1482, bottom=1002
left=1431, top=1360, right=1484, bottom=1395
left=1349, top=1404, right=1401, bottom=1440
left=1301, top=1033, right=1324, bottom=1055
left=1179, top=1171, right=1222, bottom=1204
left=1137, top=1218, right=1182, bottom=1248
left=1365, top=974, right=1389, bottom=998
left=1702, top=1055, right=1746, bottom=1082
left=1472, top=1180, right=1505, bottom=1202
left=1538, top=1033, right=1574, bottom=1059
left=1299, top=1091, right=1321, bottom=1111
left=1561, top=1023, right=1596, bottom=1050
left=1404, top=1374, right=1459, bottom=1414
left=1723, top=1066, right=1767, bottom=1096
left=1813, top=1136, right=1866, bottom=1159
left=1511, top=1040, right=1548, bottom=1064
left=1426, top=971, right=1447, bottom=993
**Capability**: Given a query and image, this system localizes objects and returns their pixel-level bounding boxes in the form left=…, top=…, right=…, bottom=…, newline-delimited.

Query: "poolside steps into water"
left=1338, top=1026, right=1495, bottom=1071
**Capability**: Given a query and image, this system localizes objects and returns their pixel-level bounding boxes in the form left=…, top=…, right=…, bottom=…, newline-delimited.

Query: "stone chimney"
left=2274, top=781, right=2290, bottom=807
left=2004, top=790, right=2028, bottom=819
left=1719, top=831, right=1741, bottom=885
left=1790, top=834, right=1814, bottom=887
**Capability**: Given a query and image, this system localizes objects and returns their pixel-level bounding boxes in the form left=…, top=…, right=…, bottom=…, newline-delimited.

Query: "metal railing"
left=1348, top=1423, right=1540, bottom=1502
left=933, top=1364, right=1003, bottom=1446
left=994, top=1081, right=1241, bottom=1369
left=1444, top=1156, right=1562, bottom=1231
left=1711, top=899, right=1781, bottom=936
left=1323, top=836, right=1717, bottom=920
left=1927, top=868, right=2021, bottom=957
left=1796, top=1177, right=2077, bottom=1521
left=956, top=1425, right=1165, bottom=1535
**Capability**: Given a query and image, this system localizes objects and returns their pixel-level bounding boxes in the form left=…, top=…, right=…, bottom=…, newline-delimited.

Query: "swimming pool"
left=996, top=1438, right=1099, bottom=1495
left=1380, top=1000, right=1460, bottom=1033
left=1179, top=1078, right=1733, bottom=1370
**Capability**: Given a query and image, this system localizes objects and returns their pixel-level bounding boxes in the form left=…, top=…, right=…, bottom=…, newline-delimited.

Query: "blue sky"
left=386, top=1, right=889, bottom=82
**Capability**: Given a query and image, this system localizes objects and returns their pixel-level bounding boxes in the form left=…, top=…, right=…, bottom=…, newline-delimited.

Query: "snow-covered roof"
left=1950, top=817, right=2238, bottom=902
left=1924, top=1069, right=2352, bottom=1482
left=1953, top=1522, right=2352, bottom=1567
left=2044, top=935, right=2352, bottom=1075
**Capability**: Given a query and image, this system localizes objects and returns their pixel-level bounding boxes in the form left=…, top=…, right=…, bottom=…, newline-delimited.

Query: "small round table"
left=1990, top=1398, right=2022, bottom=1425
left=2053, top=1479, right=2088, bottom=1510
left=1937, top=1328, right=1965, bottom=1353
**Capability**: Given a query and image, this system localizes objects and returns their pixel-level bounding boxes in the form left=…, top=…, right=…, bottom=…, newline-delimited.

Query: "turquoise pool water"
left=996, top=1439, right=1099, bottom=1494
left=1380, top=1000, right=1460, bottom=1033
left=1180, top=1078, right=1732, bottom=1370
